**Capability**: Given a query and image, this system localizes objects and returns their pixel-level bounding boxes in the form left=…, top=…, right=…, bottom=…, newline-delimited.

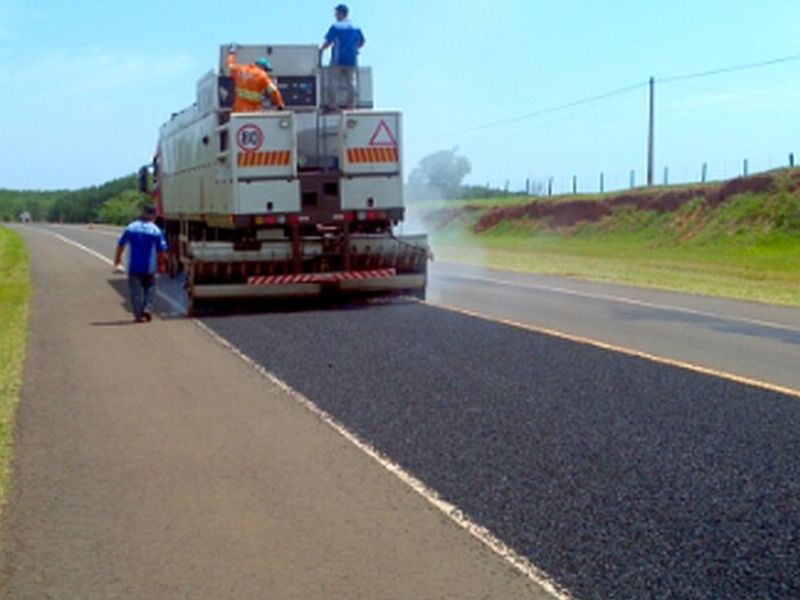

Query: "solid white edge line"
left=58, top=227, right=800, bottom=333
left=437, top=262, right=800, bottom=334
left=38, top=225, right=575, bottom=600
left=41, top=229, right=118, bottom=266
left=193, top=319, right=575, bottom=600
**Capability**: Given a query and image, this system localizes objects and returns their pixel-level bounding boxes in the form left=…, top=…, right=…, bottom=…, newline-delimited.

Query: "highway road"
left=6, top=223, right=800, bottom=599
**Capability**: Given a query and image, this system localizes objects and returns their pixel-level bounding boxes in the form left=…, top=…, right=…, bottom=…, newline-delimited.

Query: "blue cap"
left=255, top=57, right=273, bottom=71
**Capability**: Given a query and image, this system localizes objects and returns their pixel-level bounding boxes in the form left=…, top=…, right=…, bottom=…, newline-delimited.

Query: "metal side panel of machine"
left=160, top=112, right=219, bottom=216
left=224, top=112, right=300, bottom=215
left=229, top=113, right=297, bottom=180
left=340, top=176, right=403, bottom=211
left=340, top=110, right=402, bottom=177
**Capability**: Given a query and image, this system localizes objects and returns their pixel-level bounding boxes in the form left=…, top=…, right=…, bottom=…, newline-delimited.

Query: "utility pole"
left=647, top=76, right=655, bottom=187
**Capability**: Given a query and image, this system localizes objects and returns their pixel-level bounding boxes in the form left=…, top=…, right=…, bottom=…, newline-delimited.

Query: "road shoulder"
left=0, top=226, right=555, bottom=599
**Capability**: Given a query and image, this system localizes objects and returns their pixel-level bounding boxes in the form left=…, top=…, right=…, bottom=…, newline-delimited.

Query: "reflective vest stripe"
left=237, top=88, right=263, bottom=102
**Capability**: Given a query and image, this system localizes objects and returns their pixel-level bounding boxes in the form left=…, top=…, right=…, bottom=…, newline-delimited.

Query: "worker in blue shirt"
left=113, top=204, right=168, bottom=323
left=320, top=4, right=365, bottom=109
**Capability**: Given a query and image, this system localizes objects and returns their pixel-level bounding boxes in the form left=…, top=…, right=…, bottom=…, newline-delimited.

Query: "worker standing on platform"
left=226, top=46, right=286, bottom=112
left=320, top=4, right=365, bottom=109
left=113, top=205, right=168, bottom=323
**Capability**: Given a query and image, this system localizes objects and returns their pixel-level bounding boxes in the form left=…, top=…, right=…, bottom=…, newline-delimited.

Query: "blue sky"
left=2, top=1, right=800, bottom=191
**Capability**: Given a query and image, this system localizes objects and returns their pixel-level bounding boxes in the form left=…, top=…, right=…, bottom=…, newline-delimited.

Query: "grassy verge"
left=422, top=174, right=800, bottom=307
left=0, top=226, right=30, bottom=519
left=432, top=232, right=800, bottom=306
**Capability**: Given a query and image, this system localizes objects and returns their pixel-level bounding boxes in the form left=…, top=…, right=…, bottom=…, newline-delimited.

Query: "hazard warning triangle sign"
left=368, top=120, right=398, bottom=147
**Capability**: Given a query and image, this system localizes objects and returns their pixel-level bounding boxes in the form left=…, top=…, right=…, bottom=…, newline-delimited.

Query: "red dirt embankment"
left=471, top=174, right=775, bottom=233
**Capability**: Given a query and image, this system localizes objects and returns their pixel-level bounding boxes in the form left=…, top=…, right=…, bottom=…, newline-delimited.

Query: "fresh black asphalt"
left=203, top=301, right=800, bottom=600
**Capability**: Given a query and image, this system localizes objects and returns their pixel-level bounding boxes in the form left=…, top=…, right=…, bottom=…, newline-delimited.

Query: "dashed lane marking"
left=37, top=225, right=574, bottom=600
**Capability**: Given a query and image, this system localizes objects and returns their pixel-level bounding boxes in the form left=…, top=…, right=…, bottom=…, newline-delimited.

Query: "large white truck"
left=142, top=44, right=428, bottom=313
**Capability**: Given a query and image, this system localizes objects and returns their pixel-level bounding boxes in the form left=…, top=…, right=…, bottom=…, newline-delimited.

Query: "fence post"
left=743, top=159, right=749, bottom=177
left=647, top=76, right=655, bottom=187
left=701, top=163, right=708, bottom=183
left=790, top=153, right=795, bottom=168
left=547, top=177, right=553, bottom=197
left=663, top=167, right=669, bottom=185
left=629, top=170, right=636, bottom=188
left=525, top=178, right=530, bottom=195
left=572, top=176, right=577, bottom=195
left=600, top=172, right=605, bottom=193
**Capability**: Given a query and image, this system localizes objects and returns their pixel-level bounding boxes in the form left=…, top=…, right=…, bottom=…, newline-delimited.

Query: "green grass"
left=0, top=226, right=30, bottom=519
left=425, top=175, right=800, bottom=306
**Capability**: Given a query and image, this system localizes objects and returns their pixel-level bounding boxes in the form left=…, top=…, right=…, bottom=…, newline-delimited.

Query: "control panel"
left=276, top=76, right=317, bottom=109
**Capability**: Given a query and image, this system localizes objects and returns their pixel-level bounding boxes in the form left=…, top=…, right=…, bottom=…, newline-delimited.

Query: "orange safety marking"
left=347, top=147, right=399, bottom=164
left=238, top=151, right=291, bottom=168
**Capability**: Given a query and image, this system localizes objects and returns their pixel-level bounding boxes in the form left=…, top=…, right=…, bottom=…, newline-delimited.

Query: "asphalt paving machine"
left=141, top=44, right=428, bottom=314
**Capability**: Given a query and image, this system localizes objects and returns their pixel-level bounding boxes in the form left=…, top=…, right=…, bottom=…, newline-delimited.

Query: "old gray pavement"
left=0, top=226, right=553, bottom=599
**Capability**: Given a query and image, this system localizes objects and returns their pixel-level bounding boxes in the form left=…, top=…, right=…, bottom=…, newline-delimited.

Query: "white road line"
left=39, top=226, right=573, bottom=600
left=71, top=228, right=800, bottom=332
left=37, top=228, right=189, bottom=317
left=194, top=320, right=574, bottom=600
left=437, top=266, right=800, bottom=334
left=41, top=229, right=118, bottom=266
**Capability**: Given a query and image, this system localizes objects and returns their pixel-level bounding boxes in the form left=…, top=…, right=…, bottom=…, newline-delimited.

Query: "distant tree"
left=407, top=148, right=471, bottom=200
left=46, top=174, right=139, bottom=222
left=98, top=190, right=149, bottom=225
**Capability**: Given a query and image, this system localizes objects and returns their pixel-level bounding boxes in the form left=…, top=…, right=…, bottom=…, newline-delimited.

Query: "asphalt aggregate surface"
left=203, top=300, right=800, bottom=600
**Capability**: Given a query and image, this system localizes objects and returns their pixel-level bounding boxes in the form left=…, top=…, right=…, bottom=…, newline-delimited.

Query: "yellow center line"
left=433, top=301, right=800, bottom=400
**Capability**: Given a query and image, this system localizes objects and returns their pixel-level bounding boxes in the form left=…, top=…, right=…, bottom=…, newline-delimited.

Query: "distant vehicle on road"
left=19, top=211, right=32, bottom=224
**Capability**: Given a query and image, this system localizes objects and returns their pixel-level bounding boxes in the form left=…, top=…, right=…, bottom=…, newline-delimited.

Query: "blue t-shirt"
left=118, top=219, right=168, bottom=275
left=325, top=20, right=365, bottom=66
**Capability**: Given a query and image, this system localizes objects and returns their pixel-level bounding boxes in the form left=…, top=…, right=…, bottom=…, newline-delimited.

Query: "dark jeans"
left=128, top=274, right=156, bottom=320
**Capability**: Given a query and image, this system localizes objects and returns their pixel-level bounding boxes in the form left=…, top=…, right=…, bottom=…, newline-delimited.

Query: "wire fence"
left=421, top=51, right=800, bottom=198
left=500, top=152, right=798, bottom=197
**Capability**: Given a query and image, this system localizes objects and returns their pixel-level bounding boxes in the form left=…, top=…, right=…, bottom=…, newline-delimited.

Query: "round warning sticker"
left=236, top=124, right=264, bottom=153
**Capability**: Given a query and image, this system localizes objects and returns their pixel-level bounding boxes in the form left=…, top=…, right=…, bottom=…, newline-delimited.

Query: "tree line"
left=1, top=147, right=505, bottom=226
left=0, top=174, right=149, bottom=225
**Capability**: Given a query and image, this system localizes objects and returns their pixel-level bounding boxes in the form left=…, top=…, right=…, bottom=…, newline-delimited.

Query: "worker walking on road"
left=320, top=4, right=365, bottom=109
left=113, top=204, right=168, bottom=323
left=226, top=46, right=286, bottom=112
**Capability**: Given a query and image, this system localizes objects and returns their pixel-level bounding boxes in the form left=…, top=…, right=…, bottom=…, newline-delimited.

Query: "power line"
left=668, top=81, right=800, bottom=102
left=660, top=51, right=800, bottom=84
left=422, top=81, right=648, bottom=139
left=417, top=50, right=800, bottom=141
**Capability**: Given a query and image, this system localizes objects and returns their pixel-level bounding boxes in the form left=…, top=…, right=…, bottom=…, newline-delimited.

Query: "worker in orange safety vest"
left=226, top=48, right=286, bottom=112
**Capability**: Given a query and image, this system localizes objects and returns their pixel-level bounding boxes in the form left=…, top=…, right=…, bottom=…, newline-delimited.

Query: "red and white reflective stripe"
left=248, top=268, right=396, bottom=286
